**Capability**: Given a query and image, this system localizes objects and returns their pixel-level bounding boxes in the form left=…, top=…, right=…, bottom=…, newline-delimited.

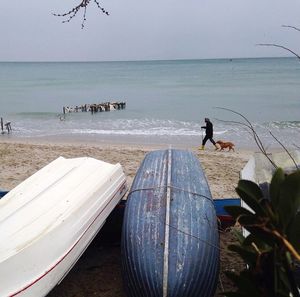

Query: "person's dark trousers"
left=202, top=135, right=216, bottom=146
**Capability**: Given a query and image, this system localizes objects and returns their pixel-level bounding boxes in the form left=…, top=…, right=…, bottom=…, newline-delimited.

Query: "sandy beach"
left=0, top=139, right=252, bottom=296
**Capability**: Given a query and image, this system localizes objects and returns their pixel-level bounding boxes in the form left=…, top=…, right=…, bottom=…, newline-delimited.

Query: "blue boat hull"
left=121, top=149, right=219, bottom=297
left=0, top=190, right=8, bottom=198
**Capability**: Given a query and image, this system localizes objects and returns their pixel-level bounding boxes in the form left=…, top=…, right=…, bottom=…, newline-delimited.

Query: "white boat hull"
left=240, top=150, right=300, bottom=237
left=0, top=157, right=127, bottom=297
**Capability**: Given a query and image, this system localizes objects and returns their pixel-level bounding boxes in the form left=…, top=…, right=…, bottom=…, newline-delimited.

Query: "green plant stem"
left=283, top=253, right=300, bottom=297
left=272, top=230, right=300, bottom=261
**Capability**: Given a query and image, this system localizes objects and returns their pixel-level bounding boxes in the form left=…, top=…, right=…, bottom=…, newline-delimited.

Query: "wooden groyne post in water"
left=62, top=101, right=126, bottom=114
left=1, top=117, right=12, bottom=134
left=5, top=122, right=12, bottom=133
left=1, top=117, right=4, bottom=134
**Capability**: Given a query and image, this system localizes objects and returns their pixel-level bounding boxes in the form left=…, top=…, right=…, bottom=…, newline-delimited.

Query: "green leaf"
left=224, top=205, right=254, bottom=220
left=238, top=214, right=260, bottom=226
left=221, top=291, right=252, bottom=297
left=286, top=212, right=300, bottom=253
left=260, top=198, right=278, bottom=225
left=243, top=226, right=277, bottom=246
left=236, top=182, right=266, bottom=217
left=277, top=170, right=300, bottom=230
left=238, top=179, right=264, bottom=201
left=275, top=290, right=291, bottom=297
left=221, top=293, right=244, bottom=297
left=225, top=270, right=258, bottom=296
left=228, top=244, right=257, bottom=266
left=243, top=234, right=272, bottom=252
left=276, top=264, right=293, bottom=296
left=231, top=228, right=246, bottom=245
left=270, top=168, right=285, bottom=210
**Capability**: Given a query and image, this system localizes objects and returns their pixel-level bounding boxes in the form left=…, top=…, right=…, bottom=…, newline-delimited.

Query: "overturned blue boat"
left=121, top=149, right=219, bottom=297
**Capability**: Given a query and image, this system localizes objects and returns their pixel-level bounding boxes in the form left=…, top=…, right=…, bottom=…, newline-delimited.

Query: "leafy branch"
left=224, top=170, right=300, bottom=296
left=215, top=108, right=300, bottom=295
left=53, top=0, right=109, bottom=29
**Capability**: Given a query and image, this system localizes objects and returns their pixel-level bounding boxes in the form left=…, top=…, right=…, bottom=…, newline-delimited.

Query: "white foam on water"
left=6, top=101, right=299, bottom=149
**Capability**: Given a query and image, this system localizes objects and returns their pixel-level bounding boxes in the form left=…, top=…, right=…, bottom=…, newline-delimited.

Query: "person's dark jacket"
left=201, top=121, right=213, bottom=137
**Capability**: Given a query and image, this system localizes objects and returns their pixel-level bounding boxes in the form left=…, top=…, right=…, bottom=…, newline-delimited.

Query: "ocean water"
left=0, top=58, right=299, bottom=148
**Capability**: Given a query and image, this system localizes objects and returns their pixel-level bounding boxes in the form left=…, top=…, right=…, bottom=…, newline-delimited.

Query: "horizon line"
left=0, top=55, right=294, bottom=63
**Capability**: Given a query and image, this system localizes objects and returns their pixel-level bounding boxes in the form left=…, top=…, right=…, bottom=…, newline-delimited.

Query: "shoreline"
left=0, top=132, right=265, bottom=150
left=0, top=138, right=252, bottom=197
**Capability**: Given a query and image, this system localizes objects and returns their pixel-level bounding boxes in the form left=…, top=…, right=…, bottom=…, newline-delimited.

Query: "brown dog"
left=216, top=140, right=235, bottom=152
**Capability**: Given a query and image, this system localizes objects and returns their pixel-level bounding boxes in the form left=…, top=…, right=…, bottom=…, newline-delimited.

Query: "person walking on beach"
left=200, top=118, right=218, bottom=150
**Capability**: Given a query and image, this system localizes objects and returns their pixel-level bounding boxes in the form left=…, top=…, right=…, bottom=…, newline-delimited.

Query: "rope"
left=166, top=222, right=221, bottom=251
left=127, top=184, right=221, bottom=250
left=127, top=185, right=215, bottom=206
left=126, top=183, right=240, bottom=292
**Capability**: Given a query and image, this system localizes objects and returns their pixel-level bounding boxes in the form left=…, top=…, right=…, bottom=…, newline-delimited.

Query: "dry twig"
left=269, top=131, right=299, bottom=170
left=282, top=25, right=300, bottom=32
left=215, top=107, right=300, bottom=171
left=257, top=43, right=300, bottom=60
left=214, top=107, right=278, bottom=169
left=53, top=0, right=109, bottom=29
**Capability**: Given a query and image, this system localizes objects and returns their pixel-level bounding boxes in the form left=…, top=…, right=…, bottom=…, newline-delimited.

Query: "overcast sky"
left=1, top=0, right=300, bottom=61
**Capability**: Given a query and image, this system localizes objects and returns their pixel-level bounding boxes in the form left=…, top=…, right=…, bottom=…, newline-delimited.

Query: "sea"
left=0, top=58, right=299, bottom=149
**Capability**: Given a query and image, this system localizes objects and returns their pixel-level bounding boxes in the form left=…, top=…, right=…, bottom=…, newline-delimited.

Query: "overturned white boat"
left=240, top=150, right=300, bottom=236
left=0, top=156, right=127, bottom=297
left=240, top=150, right=300, bottom=184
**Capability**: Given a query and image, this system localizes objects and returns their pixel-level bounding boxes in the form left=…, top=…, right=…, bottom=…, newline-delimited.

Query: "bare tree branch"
left=294, top=143, right=300, bottom=150
left=282, top=25, right=300, bottom=32
left=215, top=107, right=300, bottom=171
left=214, top=107, right=278, bottom=169
left=215, top=108, right=267, bottom=154
left=53, top=0, right=109, bottom=29
left=257, top=43, right=300, bottom=60
left=269, top=131, right=299, bottom=170
left=215, top=118, right=267, bottom=154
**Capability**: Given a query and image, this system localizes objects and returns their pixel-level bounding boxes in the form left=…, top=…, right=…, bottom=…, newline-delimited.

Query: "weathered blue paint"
left=213, top=198, right=240, bottom=229
left=213, top=198, right=240, bottom=216
left=121, top=149, right=219, bottom=297
left=0, top=191, right=8, bottom=199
